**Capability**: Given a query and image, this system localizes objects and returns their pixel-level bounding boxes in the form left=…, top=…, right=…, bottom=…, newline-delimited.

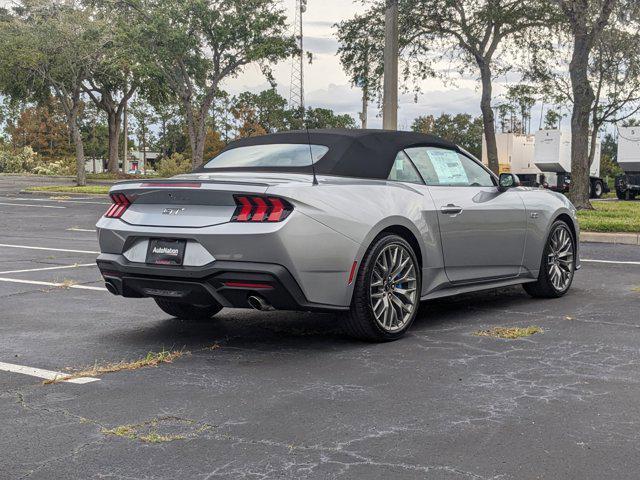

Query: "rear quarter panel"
left=267, top=177, right=444, bottom=298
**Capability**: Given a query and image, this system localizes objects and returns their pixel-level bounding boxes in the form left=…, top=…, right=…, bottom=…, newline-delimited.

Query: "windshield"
left=203, top=143, right=329, bottom=169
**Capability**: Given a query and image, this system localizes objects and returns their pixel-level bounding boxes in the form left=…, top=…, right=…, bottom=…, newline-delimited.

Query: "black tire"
left=342, top=233, right=421, bottom=342
left=154, top=298, right=222, bottom=321
left=523, top=220, right=576, bottom=299
left=616, top=188, right=627, bottom=200
left=592, top=180, right=603, bottom=199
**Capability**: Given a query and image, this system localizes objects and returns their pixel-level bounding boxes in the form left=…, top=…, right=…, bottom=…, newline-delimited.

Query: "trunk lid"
left=110, top=173, right=310, bottom=228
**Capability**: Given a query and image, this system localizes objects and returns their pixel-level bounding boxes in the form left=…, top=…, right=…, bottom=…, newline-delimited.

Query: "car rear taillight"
left=232, top=195, right=293, bottom=222
left=104, top=193, right=131, bottom=218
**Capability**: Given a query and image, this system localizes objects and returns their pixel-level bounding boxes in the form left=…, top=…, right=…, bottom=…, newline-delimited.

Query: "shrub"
left=157, top=153, right=192, bottom=178
left=0, top=146, right=38, bottom=173
left=32, top=156, right=76, bottom=176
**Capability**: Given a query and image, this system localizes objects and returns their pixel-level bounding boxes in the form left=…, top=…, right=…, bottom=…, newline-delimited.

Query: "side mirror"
left=498, top=173, right=520, bottom=192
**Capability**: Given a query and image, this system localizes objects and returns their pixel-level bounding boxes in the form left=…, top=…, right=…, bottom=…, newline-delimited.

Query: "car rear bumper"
left=96, top=254, right=348, bottom=313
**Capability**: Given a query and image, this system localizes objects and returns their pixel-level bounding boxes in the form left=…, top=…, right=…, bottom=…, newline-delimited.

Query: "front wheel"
left=154, top=298, right=222, bottom=321
left=342, top=234, right=421, bottom=342
left=523, top=220, right=576, bottom=298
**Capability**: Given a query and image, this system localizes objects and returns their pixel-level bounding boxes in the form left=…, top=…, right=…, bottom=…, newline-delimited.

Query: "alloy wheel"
left=369, top=244, right=418, bottom=332
left=547, top=226, right=574, bottom=292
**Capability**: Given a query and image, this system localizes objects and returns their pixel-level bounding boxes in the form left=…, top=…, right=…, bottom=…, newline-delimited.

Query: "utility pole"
left=290, top=0, right=306, bottom=118
left=382, top=0, right=398, bottom=130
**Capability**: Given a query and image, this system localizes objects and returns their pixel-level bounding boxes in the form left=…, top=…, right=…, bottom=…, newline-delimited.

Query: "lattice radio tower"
left=289, top=0, right=306, bottom=112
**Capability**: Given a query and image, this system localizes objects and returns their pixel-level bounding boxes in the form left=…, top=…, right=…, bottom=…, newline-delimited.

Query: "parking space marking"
left=0, top=277, right=107, bottom=291
left=0, top=243, right=99, bottom=254
left=0, top=361, right=99, bottom=384
left=66, top=227, right=97, bottom=233
left=0, top=202, right=66, bottom=209
left=0, top=263, right=95, bottom=275
left=583, top=259, right=640, bottom=266
left=0, top=196, right=108, bottom=205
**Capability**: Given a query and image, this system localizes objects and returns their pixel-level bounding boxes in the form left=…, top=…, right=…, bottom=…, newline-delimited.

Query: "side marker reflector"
left=348, top=261, right=358, bottom=285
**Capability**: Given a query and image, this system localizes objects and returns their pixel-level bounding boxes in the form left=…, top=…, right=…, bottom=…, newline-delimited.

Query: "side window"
left=387, top=151, right=423, bottom=184
left=404, top=147, right=494, bottom=187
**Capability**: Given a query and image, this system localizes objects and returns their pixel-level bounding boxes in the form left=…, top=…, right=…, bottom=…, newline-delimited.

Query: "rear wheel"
left=342, top=234, right=421, bottom=342
left=616, top=188, right=627, bottom=200
left=523, top=220, right=575, bottom=298
left=154, top=298, right=222, bottom=321
left=592, top=180, right=603, bottom=199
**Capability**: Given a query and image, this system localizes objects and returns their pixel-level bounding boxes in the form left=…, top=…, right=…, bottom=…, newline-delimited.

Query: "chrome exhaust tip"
left=247, top=295, right=275, bottom=311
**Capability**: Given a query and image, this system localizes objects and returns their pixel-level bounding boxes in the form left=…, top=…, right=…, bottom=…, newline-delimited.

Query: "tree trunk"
left=122, top=100, right=128, bottom=172
left=69, top=112, right=86, bottom=186
left=106, top=110, right=121, bottom=173
left=568, top=33, right=594, bottom=210
left=360, top=86, right=368, bottom=129
left=479, top=62, right=499, bottom=174
left=184, top=98, right=212, bottom=169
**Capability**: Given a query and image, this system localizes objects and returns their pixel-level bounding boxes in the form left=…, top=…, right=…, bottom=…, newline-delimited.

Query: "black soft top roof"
left=198, top=129, right=460, bottom=179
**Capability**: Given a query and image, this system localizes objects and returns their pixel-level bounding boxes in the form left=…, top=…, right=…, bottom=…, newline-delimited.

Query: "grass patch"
left=474, top=326, right=543, bottom=339
left=25, top=185, right=111, bottom=195
left=102, top=416, right=208, bottom=444
left=58, top=278, right=78, bottom=289
left=577, top=201, right=640, bottom=233
left=44, top=349, right=186, bottom=384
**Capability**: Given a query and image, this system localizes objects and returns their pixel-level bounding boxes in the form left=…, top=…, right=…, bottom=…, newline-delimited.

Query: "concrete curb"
left=581, top=232, right=640, bottom=245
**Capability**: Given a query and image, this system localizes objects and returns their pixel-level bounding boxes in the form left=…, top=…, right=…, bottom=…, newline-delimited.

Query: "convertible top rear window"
left=203, top=143, right=329, bottom=169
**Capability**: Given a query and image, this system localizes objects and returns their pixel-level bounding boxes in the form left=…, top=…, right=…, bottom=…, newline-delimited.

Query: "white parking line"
left=582, top=259, right=640, bottom=266
left=0, top=277, right=107, bottom=291
left=0, top=263, right=95, bottom=275
left=66, top=227, right=97, bottom=233
left=1, top=196, right=108, bottom=205
left=0, top=361, right=99, bottom=384
left=0, top=243, right=99, bottom=254
left=0, top=202, right=66, bottom=209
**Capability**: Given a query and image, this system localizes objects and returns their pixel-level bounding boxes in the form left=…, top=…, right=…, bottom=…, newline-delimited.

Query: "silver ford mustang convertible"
left=96, top=129, right=580, bottom=341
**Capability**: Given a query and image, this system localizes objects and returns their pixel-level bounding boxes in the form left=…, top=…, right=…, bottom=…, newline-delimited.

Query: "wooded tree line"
left=0, top=0, right=354, bottom=185
left=338, top=0, right=640, bottom=209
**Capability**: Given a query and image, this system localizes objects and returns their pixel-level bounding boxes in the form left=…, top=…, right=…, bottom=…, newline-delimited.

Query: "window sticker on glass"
left=426, top=149, right=469, bottom=185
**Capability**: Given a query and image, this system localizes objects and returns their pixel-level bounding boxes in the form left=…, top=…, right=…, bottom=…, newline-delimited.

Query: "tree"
left=129, top=97, right=157, bottom=166
left=0, top=1, right=110, bottom=185
left=504, top=84, right=537, bottom=134
left=337, top=0, right=551, bottom=174
left=125, top=0, right=297, bottom=168
left=81, top=3, right=138, bottom=173
left=231, top=89, right=289, bottom=136
left=302, top=108, right=356, bottom=130
left=7, top=98, right=72, bottom=158
left=411, top=113, right=484, bottom=158
left=528, top=0, right=640, bottom=208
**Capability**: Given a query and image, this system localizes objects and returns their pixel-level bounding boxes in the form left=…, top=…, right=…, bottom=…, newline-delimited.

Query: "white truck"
left=481, top=133, right=541, bottom=186
left=615, top=126, right=640, bottom=200
left=533, top=129, right=607, bottom=199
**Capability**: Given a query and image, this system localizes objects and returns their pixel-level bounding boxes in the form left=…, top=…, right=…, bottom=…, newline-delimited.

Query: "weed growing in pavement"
left=43, top=349, right=187, bottom=384
left=101, top=416, right=211, bottom=444
left=474, top=326, right=543, bottom=339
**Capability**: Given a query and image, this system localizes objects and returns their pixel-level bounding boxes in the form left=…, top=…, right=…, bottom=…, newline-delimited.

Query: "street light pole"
left=382, top=0, right=398, bottom=130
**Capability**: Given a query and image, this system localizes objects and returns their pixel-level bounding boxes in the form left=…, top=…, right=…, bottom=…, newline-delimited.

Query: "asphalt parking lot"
left=1, top=177, right=639, bottom=479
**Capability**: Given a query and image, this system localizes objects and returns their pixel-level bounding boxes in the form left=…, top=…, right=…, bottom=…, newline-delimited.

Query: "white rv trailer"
left=481, top=133, right=541, bottom=185
left=533, top=129, right=607, bottom=198
left=615, top=126, right=640, bottom=199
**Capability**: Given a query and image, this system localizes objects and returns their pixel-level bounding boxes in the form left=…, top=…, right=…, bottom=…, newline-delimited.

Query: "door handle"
left=441, top=204, right=463, bottom=215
